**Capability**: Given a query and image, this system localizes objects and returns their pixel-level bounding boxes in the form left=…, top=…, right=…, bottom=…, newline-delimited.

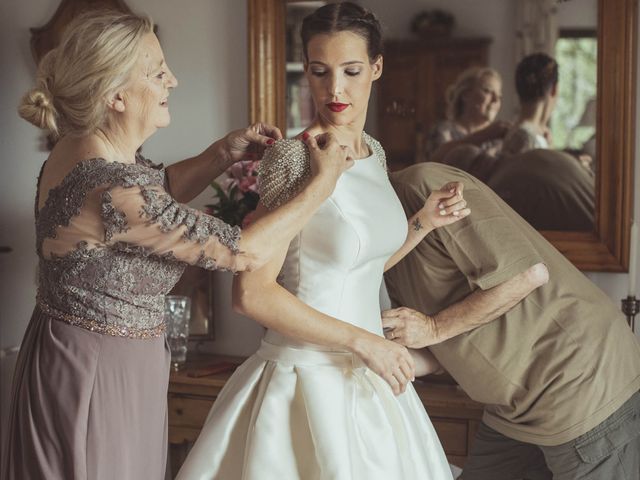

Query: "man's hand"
left=382, top=307, right=439, bottom=349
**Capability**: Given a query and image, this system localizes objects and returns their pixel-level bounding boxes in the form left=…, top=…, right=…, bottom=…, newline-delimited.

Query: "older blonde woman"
left=425, top=66, right=509, bottom=163
left=2, top=10, right=350, bottom=480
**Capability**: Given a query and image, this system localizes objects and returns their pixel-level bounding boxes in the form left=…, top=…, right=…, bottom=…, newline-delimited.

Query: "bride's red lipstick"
left=327, top=102, right=349, bottom=112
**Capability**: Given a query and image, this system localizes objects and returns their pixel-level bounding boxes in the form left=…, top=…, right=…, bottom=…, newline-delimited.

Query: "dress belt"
left=36, top=297, right=166, bottom=339
left=256, top=339, right=366, bottom=369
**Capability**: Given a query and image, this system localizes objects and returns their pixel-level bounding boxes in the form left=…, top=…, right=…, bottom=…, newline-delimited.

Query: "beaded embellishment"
left=258, top=131, right=387, bottom=210
left=37, top=297, right=166, bottom=339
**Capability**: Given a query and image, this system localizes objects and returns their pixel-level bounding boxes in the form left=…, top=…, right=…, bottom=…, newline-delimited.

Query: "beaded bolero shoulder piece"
left=258, top=132, right=387, bottom=210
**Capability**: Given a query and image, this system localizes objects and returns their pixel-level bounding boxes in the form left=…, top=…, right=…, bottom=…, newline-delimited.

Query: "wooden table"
left=168, top=353, right=484, bottom=476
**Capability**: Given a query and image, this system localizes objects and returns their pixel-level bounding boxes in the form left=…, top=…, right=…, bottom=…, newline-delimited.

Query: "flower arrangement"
left=205, top=160, right=260, bottom=228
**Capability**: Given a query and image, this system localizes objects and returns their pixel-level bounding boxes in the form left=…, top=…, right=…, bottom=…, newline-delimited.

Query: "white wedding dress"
left=176, top=134, right=453, bottom=480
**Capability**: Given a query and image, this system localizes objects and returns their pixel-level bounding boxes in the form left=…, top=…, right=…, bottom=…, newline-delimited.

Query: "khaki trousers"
left=460, top=391, right=640, bottom=480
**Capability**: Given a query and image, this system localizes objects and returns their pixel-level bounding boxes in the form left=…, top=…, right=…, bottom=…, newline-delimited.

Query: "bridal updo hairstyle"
left=515, top=53, right=559, bottom=103
left=18, top=11, right=153, bottom=141
left=300, top=1, right=383, bottom=62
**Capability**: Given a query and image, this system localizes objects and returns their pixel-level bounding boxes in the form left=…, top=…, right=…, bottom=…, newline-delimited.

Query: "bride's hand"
left=419, top=181, right=470, bottom=230
left=303, top=131, right=354, bottom=193
left=350, top=332, right=415, bottom=396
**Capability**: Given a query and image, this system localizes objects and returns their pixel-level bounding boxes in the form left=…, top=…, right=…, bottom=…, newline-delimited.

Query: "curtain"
left=515, top=0, right=559, bottom=58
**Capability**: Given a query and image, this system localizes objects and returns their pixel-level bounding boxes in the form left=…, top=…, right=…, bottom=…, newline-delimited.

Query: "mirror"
left=248, top=0, right=636, bottom=272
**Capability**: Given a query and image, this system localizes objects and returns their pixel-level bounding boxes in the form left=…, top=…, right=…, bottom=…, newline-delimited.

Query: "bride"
left=177, top=3, right=470, bottom=479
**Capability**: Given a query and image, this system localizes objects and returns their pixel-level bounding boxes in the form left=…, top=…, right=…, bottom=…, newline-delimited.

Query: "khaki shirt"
left=386, top=163, right=640, bottom=445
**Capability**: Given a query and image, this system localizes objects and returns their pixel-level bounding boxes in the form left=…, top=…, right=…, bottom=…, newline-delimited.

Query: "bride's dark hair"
left=515, top=53, right=559, bottom=103
left=301, top=2, right=383, bottom=61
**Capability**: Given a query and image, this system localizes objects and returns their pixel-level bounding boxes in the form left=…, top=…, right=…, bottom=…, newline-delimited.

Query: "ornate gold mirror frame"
left=248, top=0, right=637, bottom=272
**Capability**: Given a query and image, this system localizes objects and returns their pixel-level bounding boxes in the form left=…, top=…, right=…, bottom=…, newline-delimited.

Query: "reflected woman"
left=177, top=3, right=470, bottom=479
left=424, top=66, right=509, bottom=163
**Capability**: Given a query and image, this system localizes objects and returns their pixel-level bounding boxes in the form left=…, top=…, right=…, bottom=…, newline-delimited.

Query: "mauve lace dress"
left=2, top=155, right=241, bottom=480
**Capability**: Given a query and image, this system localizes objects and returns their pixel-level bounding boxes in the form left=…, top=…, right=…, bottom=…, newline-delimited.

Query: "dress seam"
left=84, top=334, right=104, bottom=479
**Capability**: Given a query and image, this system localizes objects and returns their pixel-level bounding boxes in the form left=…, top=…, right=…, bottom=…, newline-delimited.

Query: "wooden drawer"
left=431, top=417, right=468, bottom=457
left=168, top=393, right=215, bottom=430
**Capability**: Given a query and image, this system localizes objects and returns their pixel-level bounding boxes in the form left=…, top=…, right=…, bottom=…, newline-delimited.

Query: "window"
left=551, top=29, right=597, bottom=151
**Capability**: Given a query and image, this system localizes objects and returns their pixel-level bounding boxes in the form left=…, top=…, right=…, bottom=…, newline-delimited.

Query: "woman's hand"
left=222, top=123, right=284, bottom=163
left=350, top=332, right=416, bottom=396
left=475, top=120, right=511, bottom=143
left=303, top=131, right=354, bottom=193
left=418, top=181, right=470, bottom=231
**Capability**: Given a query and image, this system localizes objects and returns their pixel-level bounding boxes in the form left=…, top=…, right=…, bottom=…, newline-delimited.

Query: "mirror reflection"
left=284, top=0, right=597, bottom=232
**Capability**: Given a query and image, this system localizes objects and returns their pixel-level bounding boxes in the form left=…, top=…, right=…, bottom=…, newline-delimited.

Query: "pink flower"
left=221, top=176, right=237, bottom=192
left=242, top=210, right=257, bottom=228
left=228, top=162, right=245, bottom=181
left=238, top=175, right=258, bottom=193
left=244, top=161, right=257, bottom=176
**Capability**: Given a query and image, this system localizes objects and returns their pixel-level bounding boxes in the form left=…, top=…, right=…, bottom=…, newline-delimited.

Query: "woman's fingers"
left=441, top=181, right=464, bottom=196
left=302, top=131, right=319, bottom=150
left=357, top=335, right=417, bottom=396
left=399, top=355, right=415, bottom=382
left=392, top=369, right=407, bottom=394
left=253, top=122, right=283, bottom=141
left=425, top=181, right=470, bottom=221
left=383, top=372, right=402, bottom=396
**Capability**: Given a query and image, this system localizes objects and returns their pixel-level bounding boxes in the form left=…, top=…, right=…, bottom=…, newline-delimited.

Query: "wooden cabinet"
left=377, top=37, right=491, bottom=169
left=168, top=354, right=483, bottom=476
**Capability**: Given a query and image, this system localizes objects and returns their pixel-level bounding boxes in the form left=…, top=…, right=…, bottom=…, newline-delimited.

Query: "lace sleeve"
left=101, top=183, right=242, bottom=271
left=424, top=122, right=454, bottom=160
left=257, top=139, right=311, bottom=211
left=135, top=151, right=172, bottom=193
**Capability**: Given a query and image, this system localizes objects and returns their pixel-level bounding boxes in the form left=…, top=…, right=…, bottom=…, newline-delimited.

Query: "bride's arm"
left=408, top=348, right=444, bottom=377
left=233, top=206, right=415, bottom=396
left=384, top=182, right=470, bottom=272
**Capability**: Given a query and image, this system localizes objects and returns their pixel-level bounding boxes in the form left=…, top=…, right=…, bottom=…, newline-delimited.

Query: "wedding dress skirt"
left=177, top=138, right=453, bottom=479
left=177, top=340, right=452, bottom=480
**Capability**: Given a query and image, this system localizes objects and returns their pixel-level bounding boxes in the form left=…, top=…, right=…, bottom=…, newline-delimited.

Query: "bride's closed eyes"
left=310, top=68, right=363, bottom=77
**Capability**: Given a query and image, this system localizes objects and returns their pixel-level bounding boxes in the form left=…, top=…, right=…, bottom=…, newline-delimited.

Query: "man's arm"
left=382, top=262, right=549, bottom=348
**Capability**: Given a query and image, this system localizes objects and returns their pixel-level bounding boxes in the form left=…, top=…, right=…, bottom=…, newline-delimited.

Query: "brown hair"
left=301, top=2, right=383, bottom=61
left=515, top=53, right=559, bottom=103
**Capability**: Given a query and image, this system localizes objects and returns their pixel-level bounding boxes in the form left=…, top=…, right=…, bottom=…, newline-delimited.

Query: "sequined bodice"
left=35, top=155, right=241, bottom=338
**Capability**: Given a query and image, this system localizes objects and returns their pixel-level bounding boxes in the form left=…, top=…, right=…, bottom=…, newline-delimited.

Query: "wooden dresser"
left=377, top=36, right=492, bottom=169
left=168, top=354, right=484, bottom=477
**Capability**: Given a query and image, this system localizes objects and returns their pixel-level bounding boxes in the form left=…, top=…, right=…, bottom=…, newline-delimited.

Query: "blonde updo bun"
left=17, top=10, right=153, bottom=140
left=18, top=88, right=59, bottom=137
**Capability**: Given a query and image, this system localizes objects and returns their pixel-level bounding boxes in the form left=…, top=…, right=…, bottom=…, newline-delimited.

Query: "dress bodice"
left=259, top=136, right=408, bottom=348
left=35, top=155, right=241, bottom=338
